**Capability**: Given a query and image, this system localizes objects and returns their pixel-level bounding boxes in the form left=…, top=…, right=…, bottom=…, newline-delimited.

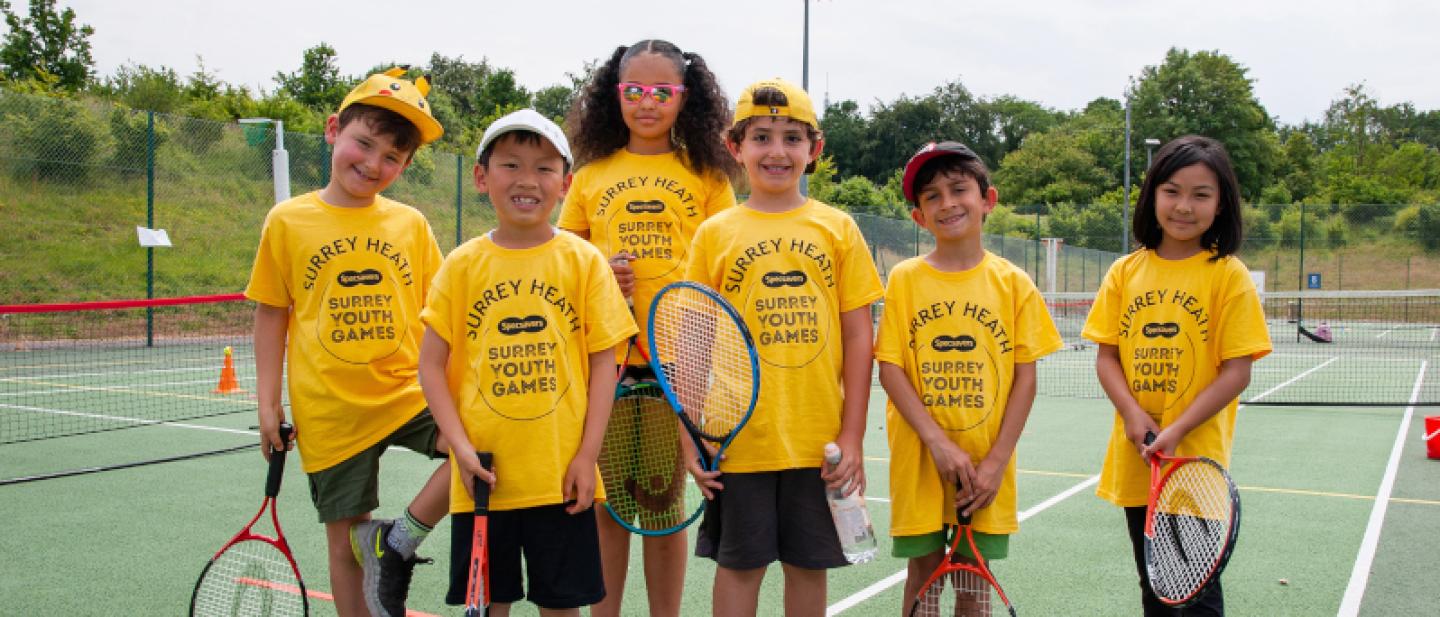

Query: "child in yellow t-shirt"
left=245, top=68, right=449, bottom=617
left=683, top=78, right=884, bottom=614
left=556, top=39, right=736, bottom=617
left=418, top=110, right=635, bottom=616
left=876, top=142, right=1063, bottom=613
left=1081, top=135, right=1271, bottom=615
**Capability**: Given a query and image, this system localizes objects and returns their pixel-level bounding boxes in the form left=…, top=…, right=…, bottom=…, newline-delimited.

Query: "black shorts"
left=446, top=504, right=605, bottom=609
left=695, top=468, right=848, bottom=570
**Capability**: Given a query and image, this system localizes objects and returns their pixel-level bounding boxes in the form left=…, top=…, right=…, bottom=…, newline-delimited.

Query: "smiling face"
left=617, top=52, right=685, bottom=150
left=323, top=114, right=412, bottom=207
left=911, top=168, right=996, bottom=243
left=728, top=116, right=823, bottom=200
left=474, top=132, right=571, bottom=233
left=1154, top=162, right=1220, bottom=254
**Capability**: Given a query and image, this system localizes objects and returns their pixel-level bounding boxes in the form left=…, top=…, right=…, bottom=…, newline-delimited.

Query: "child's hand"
left=562, top=456, right=596, bottom=514
left=821, top=438, right=867, bottom=498
left=1140, top=428, right=1181, bottom=461
left=256, top=411, right=292, bottom=462
left=961, top=457, right=1005, bottom=516
left=609, top=252, right=636, bottom=299
left=456, top=450, right=496, bottom=501
left=1122, top=413, right=1162, bottom=457
left=685, top=454, right=724, bottom=500
left=925, top=437, right=976, bottom=501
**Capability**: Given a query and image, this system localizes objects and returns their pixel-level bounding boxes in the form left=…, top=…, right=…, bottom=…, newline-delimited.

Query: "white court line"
left=1376, top=328, right=1395, bottom=339
left=0, top=377, right=248, bottom=397
left=826, top=475, right=1100, bottom=615
left=828, top=354, right=1338, bottom=615
left=0, top=365, right=215, bottom=381
left=1337, top=361, right=1427, bottom=617
left=0, top=402, right=255, bottom=436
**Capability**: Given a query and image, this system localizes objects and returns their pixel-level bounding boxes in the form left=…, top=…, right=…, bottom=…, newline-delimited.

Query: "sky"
left=49, top=0, right=1440, bottom=126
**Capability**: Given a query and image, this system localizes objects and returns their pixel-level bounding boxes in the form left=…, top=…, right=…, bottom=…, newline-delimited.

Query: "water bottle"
left=823, top=442, right=878, bottom=564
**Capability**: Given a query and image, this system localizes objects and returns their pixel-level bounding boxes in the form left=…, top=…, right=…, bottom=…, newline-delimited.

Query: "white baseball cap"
left=475, top=109, right=573, bottom=165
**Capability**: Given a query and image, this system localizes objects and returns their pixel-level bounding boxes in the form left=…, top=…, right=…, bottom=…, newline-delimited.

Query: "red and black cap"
left=902, top=141, right=982, bottom=204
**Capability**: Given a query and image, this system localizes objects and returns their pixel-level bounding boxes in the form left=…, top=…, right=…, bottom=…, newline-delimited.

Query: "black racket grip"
left=954, top=477, right=973, bottom=526
left=1143, top=431, right=1157, bottom=447
left=264, top=423, right=293, bottom=498
left=473, top=451, right=493, bottom=514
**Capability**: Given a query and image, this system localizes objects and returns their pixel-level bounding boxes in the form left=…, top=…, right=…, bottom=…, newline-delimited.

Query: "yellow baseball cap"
left=733, top=78, right=818, bottom=130
left=338, top=66, right=444, bottom=144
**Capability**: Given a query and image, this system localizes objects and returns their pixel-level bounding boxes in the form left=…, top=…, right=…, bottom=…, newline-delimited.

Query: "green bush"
left=3, top=95, right=106, bottom=183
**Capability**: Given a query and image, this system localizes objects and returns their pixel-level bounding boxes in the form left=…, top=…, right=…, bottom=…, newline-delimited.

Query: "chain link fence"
left=0, top=90, right=493, bottom=304
left=3, top=89, right=1437, bottom=304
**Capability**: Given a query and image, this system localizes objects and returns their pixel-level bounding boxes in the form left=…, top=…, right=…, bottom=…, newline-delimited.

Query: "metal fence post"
left=455, top=153, right=464, bottom=249
left=146, top=111, right=156, bottom=347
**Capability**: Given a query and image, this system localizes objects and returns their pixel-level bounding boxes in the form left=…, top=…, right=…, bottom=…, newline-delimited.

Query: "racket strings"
left=1150, top=461, right=1236, bottom=599
left=193, top=540, right=305, bottom=616
left=651, top=288, right=755, bottom=439
left=914, top=569, right=1005, bottom=616
left=599, top=388, right=688, bottom=531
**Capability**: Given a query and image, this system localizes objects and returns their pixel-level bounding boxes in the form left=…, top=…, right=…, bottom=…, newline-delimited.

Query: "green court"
left=3, top=335, right=1438, bottom=615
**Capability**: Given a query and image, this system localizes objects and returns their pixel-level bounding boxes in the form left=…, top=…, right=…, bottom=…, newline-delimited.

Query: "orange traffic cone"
left=213, top=346, right=244, bottom=394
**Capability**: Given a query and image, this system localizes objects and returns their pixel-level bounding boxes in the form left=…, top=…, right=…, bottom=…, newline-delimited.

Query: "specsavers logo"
left=1142, top=322, right=1181, bottom=338
left=625, top=199, right=666, bottom=214
left=762, top=270, right=807, bottom=288
left=337, top=269, right=383, bottom=287
left=930, top=335, right=978, bottom=352
left=498, top=315, right=547, bottom=335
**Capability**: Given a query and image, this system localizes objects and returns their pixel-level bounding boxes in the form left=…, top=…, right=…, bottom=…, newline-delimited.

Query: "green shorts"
left=893, top=529, right=1010, bottom=561
left=306, top=409, right=443, bottom=523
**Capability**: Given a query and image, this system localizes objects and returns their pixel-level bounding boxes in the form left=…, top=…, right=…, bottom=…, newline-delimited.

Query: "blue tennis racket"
left=646, top=281, right=760, bottom=522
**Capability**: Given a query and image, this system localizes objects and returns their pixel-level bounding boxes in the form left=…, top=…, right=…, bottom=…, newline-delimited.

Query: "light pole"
left=800, top=0, right=812, bottom=196
left=1144, top=138, right=1160, bottom=172
left=239, top=118, right=290, bottom=204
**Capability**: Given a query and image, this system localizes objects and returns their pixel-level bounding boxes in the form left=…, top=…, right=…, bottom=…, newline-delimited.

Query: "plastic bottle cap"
left=823, top=442, right=841, bottom=465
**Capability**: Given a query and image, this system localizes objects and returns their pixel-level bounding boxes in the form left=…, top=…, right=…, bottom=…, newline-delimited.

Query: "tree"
left=993, top=129, right=1114, bottom=210
left=819, top=99, right=866, bottom=177
left=274, top=42, right=349, bottom=111
left=1128, top=48, right=1278, bottom=199
left=0, top=0, right=94, bottom=90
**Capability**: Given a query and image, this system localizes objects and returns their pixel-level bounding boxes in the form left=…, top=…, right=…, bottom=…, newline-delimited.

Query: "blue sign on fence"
left=1307, top=272, right=1322, bottom=289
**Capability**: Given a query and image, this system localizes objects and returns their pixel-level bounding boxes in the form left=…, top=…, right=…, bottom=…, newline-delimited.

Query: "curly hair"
left=565, top=40, right=737, bottom=182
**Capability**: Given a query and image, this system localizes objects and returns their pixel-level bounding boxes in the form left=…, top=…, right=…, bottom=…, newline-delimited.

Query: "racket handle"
left=954, top=478, right=972, bottom=526
left=474, top=451, right=493, bottom=514
left=1143, top=431, right=1157, bottom=447
left=265, top=423, right=293, bottom=498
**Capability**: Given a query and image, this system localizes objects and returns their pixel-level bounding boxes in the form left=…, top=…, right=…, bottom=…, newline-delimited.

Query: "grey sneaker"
left=351, top=518, right=429, bottom=617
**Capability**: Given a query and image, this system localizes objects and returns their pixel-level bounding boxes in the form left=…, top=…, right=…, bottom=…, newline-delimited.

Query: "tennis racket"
left=190, top=423, right=307, bottom=616
left=1142, top=431, right=1241, bottom=607
left=598, top=379, right=701, bottom=535
left=646, top=281, right=759, bottom=523
left=908, top=479, right=1016, bottom=617
left=464, top=452, right=495, bottom=617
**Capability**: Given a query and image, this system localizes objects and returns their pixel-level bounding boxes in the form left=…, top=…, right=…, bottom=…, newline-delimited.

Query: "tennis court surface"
left=3, top=292, right=1439, bottom=615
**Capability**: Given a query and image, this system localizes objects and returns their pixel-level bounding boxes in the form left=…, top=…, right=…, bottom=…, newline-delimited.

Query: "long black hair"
left=565, top=40, right=737, bottom=182
left=1132, top=135, right=1244, bottom=260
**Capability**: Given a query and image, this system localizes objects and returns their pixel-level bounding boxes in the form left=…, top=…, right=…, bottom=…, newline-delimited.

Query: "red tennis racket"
left=190, top=423, right=307, bottom=616
left=908, top=479, right=1016, bottom=617
left=1142, top=431, right=1241, bottom=607
left=464, top=451, right=495, bottom=617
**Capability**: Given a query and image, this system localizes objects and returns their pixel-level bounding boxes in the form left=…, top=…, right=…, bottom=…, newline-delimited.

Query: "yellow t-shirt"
left=685, top=199, right=884, bottom=472
left=245, top=192, right=443, bottom=473
left=1082, top=250, right=1271, bottom=507
left=875, top=253, right=1062, bottom=536
left=558, top=149, right=736, bottom=365
left=421, top=231, right=637, bottom=512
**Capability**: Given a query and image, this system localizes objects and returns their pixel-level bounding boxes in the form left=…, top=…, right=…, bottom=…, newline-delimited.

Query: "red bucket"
left=1426, top=416, right=1440, bottom=460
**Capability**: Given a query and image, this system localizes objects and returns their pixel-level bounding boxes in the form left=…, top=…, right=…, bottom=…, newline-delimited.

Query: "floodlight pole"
left=800, top=0, right=811, bottom=197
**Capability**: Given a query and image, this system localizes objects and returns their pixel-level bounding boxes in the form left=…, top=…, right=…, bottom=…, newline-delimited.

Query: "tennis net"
left=1, top=294, right=256, bottom=444
left=1040, top=290, right=1440, bottom=406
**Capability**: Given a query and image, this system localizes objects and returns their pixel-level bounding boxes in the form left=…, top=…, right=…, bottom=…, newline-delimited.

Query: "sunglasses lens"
left=621, top=85, right=645, bottom=103
left=653, top=86, right=674, bottom=104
